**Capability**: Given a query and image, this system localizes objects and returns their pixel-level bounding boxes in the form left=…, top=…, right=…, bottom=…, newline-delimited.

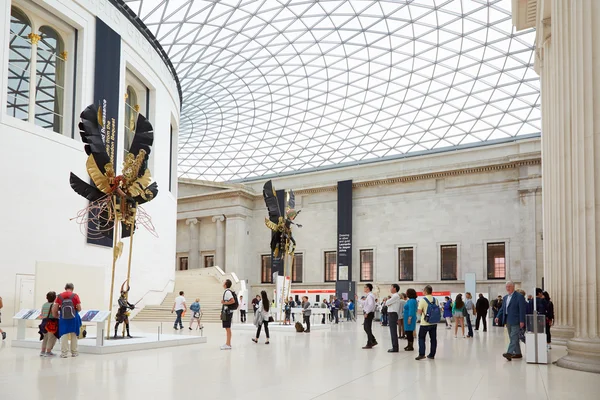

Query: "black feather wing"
left=69, top=172, right=106, bottom=201
left=263, top=180, right=281, bottom=223
left=132, top=182, right=159, bottom=205
left=79, top=104, right=110, bottom=174
left=129, top=113, right=154, bottom=177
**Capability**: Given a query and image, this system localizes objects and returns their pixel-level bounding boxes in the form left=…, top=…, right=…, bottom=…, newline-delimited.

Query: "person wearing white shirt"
left=171, top=291, right=186, bottom=330
left=356, top=283, right=378, bottom=349
left=386, top=284, right=401, bottom=352
left=239, top=295, right=247, bottom=323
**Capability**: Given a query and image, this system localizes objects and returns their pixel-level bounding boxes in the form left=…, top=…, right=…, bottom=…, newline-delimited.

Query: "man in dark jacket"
left=491, top=296, right=503, bottom=326
left=475, top=293, right=490, bottom=332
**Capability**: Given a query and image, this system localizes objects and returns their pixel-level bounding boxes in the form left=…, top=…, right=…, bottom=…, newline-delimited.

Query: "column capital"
left=186, top=218, right=198, bottom=225
left=212, top=215, right=225, bottom=223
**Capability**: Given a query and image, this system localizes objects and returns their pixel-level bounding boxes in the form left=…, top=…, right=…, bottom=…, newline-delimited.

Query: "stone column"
left=186, top=218, right=199, bottom=269
left=225, top=215, right=247, bottom=275
left=212, top=215, right=225, bottom=269
left=532, top=0, right=600, bottom=373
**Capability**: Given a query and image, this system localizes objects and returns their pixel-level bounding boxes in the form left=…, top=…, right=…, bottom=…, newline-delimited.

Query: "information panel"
left=337, top=180, right=354, bottom=300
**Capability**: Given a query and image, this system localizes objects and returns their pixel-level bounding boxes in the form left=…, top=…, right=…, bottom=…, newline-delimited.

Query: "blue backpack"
left=424, top=297, right=441, bottom=323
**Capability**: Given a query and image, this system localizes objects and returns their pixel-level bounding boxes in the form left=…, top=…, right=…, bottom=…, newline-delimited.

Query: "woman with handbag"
left=252, top=291, right=271, bottom=344
left=189, top=298, right=202, bottom=330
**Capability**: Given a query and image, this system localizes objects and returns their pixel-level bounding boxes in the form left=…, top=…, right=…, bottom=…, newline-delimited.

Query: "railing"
left=129, top=278, right=175, bottom=317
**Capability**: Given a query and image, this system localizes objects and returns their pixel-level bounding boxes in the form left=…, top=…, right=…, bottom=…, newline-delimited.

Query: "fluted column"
left=212, top=215, right=225, bottom=269
left=186, top=218, right=199, bottom=269
left=533, top=0, right=600, bottom=373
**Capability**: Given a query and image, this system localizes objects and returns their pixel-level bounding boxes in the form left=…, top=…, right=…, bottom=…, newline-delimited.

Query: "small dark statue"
left=263, top=180, right=302, bottom=258
left=114, top=282, right=135, bottom=338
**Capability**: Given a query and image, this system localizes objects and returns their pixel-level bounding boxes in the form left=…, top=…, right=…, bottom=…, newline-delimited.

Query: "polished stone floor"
left=0, top=318, right=598, bottom=400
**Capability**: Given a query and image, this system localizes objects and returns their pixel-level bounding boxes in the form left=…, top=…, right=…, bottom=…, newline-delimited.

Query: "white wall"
left=0, top=0, right=179, bottom=323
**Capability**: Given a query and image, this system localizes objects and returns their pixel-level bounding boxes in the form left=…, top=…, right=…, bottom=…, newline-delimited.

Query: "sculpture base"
left=557, top=338, right=600, bottom=374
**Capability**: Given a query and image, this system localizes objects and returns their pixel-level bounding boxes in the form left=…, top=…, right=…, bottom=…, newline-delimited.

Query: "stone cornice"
left=178, top=158, right=541, bottom=200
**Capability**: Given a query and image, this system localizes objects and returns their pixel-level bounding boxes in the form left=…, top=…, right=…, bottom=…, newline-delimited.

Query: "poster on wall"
left=337, top=180, right=354, bottom=301
left=87, top=17, right=122, bottom=247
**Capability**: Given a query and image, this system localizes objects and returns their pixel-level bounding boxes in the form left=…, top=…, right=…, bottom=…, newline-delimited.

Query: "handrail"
left=134, top=279, right=175, bottom=303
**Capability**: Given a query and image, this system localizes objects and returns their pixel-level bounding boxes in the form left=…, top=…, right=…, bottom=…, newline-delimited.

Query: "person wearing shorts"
left=221, top=279, right=235, bottom=350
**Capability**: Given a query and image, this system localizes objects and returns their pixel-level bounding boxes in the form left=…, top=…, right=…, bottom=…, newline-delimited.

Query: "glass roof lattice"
left=124, top=0, right=540, bottom=182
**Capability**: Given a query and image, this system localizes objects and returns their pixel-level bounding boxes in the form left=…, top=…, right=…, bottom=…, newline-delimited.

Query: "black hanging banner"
left=271, top=188, right=286, bottom=279
left=87, top=18, right=121, bottom=247
left=336, top=180, right=354, bottom=301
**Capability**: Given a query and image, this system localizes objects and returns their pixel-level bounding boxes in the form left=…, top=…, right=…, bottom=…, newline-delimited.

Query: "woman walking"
left=252, top=290, right=271, bottom=344
left=453, top=294, right=466, bottom=338
left=543, top=291, right=554, bottom=349
left=403, top=289, right=418, bottom=351
left=189, top=298, right=202, bottom=330
left=443, top=296, right=453, bottom=329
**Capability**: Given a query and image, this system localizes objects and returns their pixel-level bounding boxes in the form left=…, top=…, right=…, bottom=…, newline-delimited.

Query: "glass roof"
left=124, top=0, right=540, bottom=182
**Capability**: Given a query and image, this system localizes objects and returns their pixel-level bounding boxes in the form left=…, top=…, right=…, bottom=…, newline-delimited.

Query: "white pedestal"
left=526, top=333, right=548, bottom=364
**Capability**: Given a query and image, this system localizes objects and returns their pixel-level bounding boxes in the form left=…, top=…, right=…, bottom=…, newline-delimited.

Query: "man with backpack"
left=52, top=283, right=82, bottom=358
left=220, top=279, right=238, bottom=350
left=415, top=285, right=440, bottom=361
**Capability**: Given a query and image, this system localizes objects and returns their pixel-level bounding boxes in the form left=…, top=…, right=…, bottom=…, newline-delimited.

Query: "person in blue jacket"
left=496, top=281, right=527, bottom=361
left=403, top=288, right=418, bottom=351
left=443, top=296, right=453, bottom=329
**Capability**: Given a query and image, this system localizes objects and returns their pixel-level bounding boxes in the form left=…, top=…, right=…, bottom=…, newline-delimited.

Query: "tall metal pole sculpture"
left=70, top=104, right=158, bottom=339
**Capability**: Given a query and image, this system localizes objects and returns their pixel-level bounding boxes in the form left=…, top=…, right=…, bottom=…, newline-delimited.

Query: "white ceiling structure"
left=124, top=0, right=540, bottom=182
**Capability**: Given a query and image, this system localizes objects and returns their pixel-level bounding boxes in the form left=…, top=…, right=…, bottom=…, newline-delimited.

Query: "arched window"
left=124, top=85, right=138, bottom=155
left=35, top=26, right=65, bottom=134
left=7, top=7, right=32, bottom=121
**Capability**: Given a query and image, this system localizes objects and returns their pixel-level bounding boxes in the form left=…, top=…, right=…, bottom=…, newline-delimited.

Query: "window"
left=292, top=253, right=303, bottom=283
left=124, top=85, right=138, bottom=156
left=178, top=257, right=188, bottom=271
left=441, top=245, right=458, bottom=280
left=360, top=249, right=373, bottom=282
left=487, top=242, right=506, bottom=279
left=324, top=251, right=337, bottom=282
left=204, top=255, right=214, bottom=268
left=6, top=6, right=73, bottom=134
left=261, top=255, right=272, bottom=283
left=398, top=247, right=414, bottom=281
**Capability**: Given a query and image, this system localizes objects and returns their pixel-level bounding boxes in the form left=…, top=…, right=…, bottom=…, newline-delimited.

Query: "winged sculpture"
left=263, top=180, right=301, bottom=257
left=69, top=104, right=158, bottom=241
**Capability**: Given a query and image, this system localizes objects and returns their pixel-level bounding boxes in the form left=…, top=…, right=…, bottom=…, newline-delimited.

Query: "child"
left=0, top=296, right=6, bottom=340
left=39, top=291, right=58, bottom=356
left=189, top=298, right=202, bottom=330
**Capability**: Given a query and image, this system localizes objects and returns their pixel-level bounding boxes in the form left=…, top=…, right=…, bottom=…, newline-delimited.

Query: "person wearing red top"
left=52, top=283, right=82, bottom=358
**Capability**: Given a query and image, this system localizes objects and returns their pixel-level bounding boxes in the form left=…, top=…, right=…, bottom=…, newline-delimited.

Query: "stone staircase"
left=134, top=269, right=235, bottom=323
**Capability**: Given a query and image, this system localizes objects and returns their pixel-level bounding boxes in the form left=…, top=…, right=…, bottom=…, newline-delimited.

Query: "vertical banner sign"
left=271, top=189, right=286, bottom=278
left=87, top=18, right=121, bottom=247
left=336, top=180, right=354, bottom=300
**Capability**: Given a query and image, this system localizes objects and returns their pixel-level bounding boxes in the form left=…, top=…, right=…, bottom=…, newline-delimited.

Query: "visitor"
left=220, top=279, right=236, bottom=350
left=403, top=288, right=418, bottom=352
left=348, top=299, right=355, bottom=321
left=526, top=288, right=547, bottom=316
left=171, top=291, right=186, bottom=330
left=289, top=297, right=296, bottom=322
left=39, top=291, right=58, bottom=356
left=495, top=281, right=526, bottom=361
left=239, top=295, right=247, bottom=323
left=252, top=295, right=260, bottom=313
left=302, top=296, right=311, bottom=333
left=380, top=297, right=389, bottom=326
left=543, top=291, right=554, bottom=349
left=443, top=296, right=453, bottom=329
left=284, top=300, right=291, bottom=325
left=464, top=292, right=475, bottom=338
left=189, top=298, right=202, bottom=330
left=356, top=283, right=377, bottom=349
left=475, top=293, right=490, bottom=331
left=453, top=294, right=466, bottom=338
left=0, top=295, right=5, bottom=340
left=415, top=285, right=439, bottom=360
left=321, top=299, right=328, bottom=324
left=386, top=284, right=401, bottom=352
left=53, top=283, right=82, bottom=358
left=331, top=296, right=340, bottom=324
left=398, top=293, right=407, bottom=339
left=492, top=295, right=503, bottom=326
left=252, top=290, right=271, bottom=344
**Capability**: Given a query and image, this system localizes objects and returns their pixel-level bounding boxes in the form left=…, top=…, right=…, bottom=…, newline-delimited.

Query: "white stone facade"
left=177, top=139, right=542, bottom=296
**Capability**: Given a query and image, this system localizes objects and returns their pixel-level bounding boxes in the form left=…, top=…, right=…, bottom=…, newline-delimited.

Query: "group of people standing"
left=38, top=283, right=82, bottom=358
